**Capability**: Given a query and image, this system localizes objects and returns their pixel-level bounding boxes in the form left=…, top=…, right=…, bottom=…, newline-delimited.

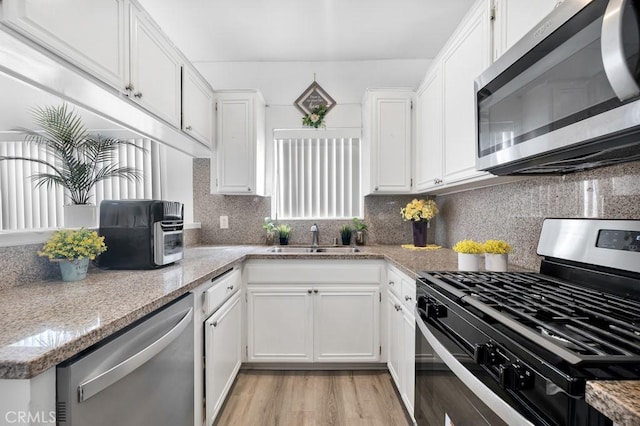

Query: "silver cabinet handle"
left=125, top=83, right=134, bottom=91
left=602, top=0, right=640, bottom=101
left=308, top=289, right=312, bottom=294
left=133, top=92, right=143, bottom=98
left=227, top=285, right=234, bottom=290
left=405, top=295, right=413, bottom=301
left=78, top=307, right=193, bottom=402
left=389, top=281, right=395, bottom=286
left=248, top=187, right=251, bottom=192
left=210, top=320, right=218, bottom=327
left=313, top=289, right=319, bottom=294
left=185, top=125, right=193, bottom=131
left=394, top=304, right=402, bottom=311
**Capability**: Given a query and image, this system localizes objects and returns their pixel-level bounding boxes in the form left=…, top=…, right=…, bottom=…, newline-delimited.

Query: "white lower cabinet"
left=247, top=286, right=314, bottom=361
left=247, top=285, right=380, bottom=362
left=245, top=260, right=382, bottom=363
left=204, top=290, right=242, bottom=425
left=386, top=265, right=416, bottom=420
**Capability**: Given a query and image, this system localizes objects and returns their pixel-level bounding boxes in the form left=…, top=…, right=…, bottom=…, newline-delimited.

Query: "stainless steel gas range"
left=415, top=218, right=640, bottom=426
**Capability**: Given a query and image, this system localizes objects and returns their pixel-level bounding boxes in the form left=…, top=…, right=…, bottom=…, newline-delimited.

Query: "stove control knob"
left=473, top=343, right=499, bottom=365
left=499, top=363, right=534, bottom=391
left=426, top=299, right=447, bottom=319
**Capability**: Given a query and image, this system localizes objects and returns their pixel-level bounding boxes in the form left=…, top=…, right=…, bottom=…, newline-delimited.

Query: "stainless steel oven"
left=415, top=219, right=640, bottom=426
left=476, top=0, right=640, bottom=175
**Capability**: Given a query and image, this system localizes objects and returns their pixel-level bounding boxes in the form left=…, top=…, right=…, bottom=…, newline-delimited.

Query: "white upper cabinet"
left=442, top=1, right=491, bottom=184
left=214, top=90, right=266, bottom=195
left=493, top=0, right=560, bottom=60
left=414, top=64, right=444, bottom=192
left=363, top=89, right=413, bottom=194
left=129, top=1, right=182, bottom=127
left=1, top=0, right=128, bottom=90
left=182, top=65, right=214, bottom=146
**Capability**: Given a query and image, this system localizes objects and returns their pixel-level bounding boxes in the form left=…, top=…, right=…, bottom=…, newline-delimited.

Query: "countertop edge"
left=586, top=380, right=640, bottom=426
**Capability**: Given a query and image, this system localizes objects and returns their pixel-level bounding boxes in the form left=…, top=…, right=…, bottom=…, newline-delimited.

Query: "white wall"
left=163, top=144, right=194, bottom=223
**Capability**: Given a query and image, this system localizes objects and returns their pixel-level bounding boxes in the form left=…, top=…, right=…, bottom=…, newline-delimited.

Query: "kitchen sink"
left=267, top=246, right=360, bottom=254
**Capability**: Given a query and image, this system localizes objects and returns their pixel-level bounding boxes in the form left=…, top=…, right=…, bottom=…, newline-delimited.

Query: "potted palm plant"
left=0, top=104, right=145, bottom=227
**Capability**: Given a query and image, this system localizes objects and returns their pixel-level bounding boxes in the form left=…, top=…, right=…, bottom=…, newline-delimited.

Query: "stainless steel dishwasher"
left=57, top=293, right=194, bottom=426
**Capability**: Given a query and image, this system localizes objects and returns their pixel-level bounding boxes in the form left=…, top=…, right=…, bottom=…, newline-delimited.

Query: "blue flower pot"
left=59, top=258, right=90, bottom=282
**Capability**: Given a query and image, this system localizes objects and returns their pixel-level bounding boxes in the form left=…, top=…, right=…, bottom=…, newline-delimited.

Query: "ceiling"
left=138, top=0, right=477, bottom=63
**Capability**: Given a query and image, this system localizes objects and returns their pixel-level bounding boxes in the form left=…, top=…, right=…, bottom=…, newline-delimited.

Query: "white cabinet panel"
left=247, top=287, right=314, bottom=362
left=363, top=89, right=413, bottom=194
left=2, top=0, right=128, bottom=90
left=214, top=91, right=266, bottom=195
left=182, top=65, right=213, bottom=146
left=129, top=2, right=182, bottom=127
left=493, top=0, right=560, bottom=60
left=204, top=291, right=242, bottom=425
left=401, top=307, right=415, bottom=419
left=442, top=3, right=490, bottom=184
left=415, top=65, right=444, bottom=192
left=387, top=291, right=402, bottom=385
left=314, top=287, right=379, bottom=362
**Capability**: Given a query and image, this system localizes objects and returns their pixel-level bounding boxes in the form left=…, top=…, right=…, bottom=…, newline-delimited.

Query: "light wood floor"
left=214, top=370, right=411, bottom=426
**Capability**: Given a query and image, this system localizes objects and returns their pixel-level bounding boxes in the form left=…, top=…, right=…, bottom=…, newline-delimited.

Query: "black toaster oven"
left=97, top=200, right=184, bottom=269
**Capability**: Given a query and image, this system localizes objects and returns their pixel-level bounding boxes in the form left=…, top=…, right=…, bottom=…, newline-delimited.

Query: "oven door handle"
left=602, top=0, right=640, bottom=101
left=415, top=307, right=534, bottom=426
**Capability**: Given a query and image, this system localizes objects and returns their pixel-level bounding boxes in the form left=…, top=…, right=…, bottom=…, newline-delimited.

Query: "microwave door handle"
left=77, top=308, right=193, bottom=402
left=602, top=0, right=640, bottom=101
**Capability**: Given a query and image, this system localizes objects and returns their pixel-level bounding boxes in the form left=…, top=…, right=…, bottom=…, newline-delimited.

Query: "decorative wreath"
left=302, top=104, right=328, bottom=128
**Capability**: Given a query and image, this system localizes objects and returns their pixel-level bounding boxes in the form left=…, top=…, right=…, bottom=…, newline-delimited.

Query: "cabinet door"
left=401, top=308, right=416, bottom=420
left=204, top=291, right=242, bottom=425
left=493, top=0, right=559, bottom=60
left=442, top=3, right=490, bottom=184
left=216, top=97, right=255, bottom=194
left=368, top=92, right=413, bottom=193
left=414, top=65, right=444, bottom=192
left=314, top=286, right=380, bottom=362
left=129, top=3, right=182, bottom=127
left=387, top=291, right=402, bottom=386
left=2, top=0, right=128, bottom=90
left=246, top=286, right=313, bottom=362
left=182, top=66, right=213, bottom=146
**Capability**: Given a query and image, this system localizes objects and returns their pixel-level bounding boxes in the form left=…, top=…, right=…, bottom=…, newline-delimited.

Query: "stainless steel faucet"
left=310, top=223, right=319, bottom=247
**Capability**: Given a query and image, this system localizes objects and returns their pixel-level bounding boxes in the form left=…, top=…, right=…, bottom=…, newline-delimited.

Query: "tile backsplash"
left=435, top=161, right=640, bottom=270
left=4, top=159, right=639, bottom=288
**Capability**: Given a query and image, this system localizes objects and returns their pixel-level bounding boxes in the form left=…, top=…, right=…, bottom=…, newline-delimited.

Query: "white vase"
left=64, top=204, right=98, bottom=228
left=458, top=253, right=480, bottom=271
left=485, top=253, right=508, bottom=272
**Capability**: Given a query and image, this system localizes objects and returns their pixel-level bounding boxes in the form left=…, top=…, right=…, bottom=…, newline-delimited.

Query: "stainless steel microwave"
left=476, top=0, right=640, bottom=175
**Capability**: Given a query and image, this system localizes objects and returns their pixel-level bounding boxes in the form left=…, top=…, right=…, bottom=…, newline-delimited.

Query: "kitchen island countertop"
left=586, top=381, right=640, bottom=426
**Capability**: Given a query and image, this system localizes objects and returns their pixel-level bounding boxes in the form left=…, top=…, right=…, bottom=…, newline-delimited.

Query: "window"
left=0, top=138, right=161, bottom=231
left=274, top=129, right=362, bottom=219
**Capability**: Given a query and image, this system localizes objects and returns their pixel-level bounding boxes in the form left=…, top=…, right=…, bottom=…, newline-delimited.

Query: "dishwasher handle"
left=78, top=307, right=193, bottom=402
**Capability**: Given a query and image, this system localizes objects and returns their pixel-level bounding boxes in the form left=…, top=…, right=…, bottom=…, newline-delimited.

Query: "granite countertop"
left=1, top=244, right=636, bottom=420
left=586, top=381, right=640, bottom=426
left=0, top=244, right=465, bottom=380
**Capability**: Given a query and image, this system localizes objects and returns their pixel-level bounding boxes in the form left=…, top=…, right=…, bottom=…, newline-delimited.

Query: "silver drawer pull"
left=227, top=285, right=234, bottom=290
left=389, top=281, right=395, bottom=286
left=210, top=321, right=218, bottom=327
left=405, top=295, right=413, bottom=301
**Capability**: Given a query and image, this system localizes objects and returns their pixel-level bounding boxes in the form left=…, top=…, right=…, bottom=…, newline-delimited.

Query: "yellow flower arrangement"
left=452, top=239, right=484, bottom=254
left=38, top=228, right=107, bottom=261
left=483, top=240, right=512, bottom=254
left=400, top=199, right=438, bottom=222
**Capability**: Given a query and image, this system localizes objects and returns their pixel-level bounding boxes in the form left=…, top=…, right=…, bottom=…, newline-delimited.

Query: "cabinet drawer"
left=401, top=279, right=416, bottom=311
left=204, top=269, right=240, bottom=316
left=386, top=268, right=401, bottom=297
left=246, top=260, right=382, bottom=284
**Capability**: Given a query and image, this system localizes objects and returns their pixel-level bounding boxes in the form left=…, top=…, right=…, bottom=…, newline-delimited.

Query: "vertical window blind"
left=274, top=129, right=362, bottom=219
left=0, top=138, right=161, bottom=231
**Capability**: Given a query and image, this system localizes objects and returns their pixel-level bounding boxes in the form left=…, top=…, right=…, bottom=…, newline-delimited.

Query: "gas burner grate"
left=420, top=271, right=640, bottom=363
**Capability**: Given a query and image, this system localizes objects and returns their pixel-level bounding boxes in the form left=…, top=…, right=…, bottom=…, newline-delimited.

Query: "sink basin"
left=267, top=246, right=360, bottom=254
